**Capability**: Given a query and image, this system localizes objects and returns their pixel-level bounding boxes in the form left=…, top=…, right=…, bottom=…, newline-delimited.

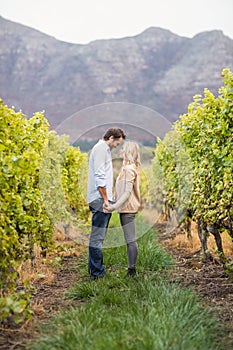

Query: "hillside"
left=0, top=16, right=233, bottom=132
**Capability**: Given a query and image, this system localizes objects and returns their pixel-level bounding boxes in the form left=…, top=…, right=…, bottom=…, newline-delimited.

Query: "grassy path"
left=29, top=216, right=222, bottom=350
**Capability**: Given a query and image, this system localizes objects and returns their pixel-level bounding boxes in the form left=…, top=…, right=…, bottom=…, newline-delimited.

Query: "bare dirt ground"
left=0, top=241, right=85, bottom=350
left=154, top=221, right=233, bottom=349
left=1, top=222, right=233, bottom=349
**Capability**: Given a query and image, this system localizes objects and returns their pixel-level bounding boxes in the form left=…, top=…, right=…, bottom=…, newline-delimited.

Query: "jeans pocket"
left=89, top=198, right=104, bottom=212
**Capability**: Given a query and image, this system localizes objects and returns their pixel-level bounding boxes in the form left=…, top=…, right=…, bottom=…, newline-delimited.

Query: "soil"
left=1, top=224, right=233, bottom=350
left=154, top=222, right=233, bottom=349
left=0, top=242, right=85, bottom=350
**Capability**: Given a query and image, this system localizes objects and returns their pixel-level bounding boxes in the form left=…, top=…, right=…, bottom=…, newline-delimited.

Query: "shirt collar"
left=98, top=139, right=110, bottom=150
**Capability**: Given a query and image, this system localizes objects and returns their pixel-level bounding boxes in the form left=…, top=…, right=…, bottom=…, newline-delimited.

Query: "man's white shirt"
left=87, top=140, right=113, bottom=203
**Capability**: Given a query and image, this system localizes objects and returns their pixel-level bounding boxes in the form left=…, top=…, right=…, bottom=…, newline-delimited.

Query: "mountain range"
left=0, top=15, right=233, bottom=138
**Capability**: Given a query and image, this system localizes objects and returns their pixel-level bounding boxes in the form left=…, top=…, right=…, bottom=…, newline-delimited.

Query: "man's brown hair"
left=103, top=128, right=126, bottom=141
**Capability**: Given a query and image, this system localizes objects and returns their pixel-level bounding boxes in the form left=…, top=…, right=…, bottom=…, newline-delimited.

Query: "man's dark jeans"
left=88, top=198, right=111, bottom=279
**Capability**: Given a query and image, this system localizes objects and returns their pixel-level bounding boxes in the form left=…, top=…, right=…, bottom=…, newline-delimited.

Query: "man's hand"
left=103, top=202, right=114, bottom=213
left=103, top=201, right=109, bottom=213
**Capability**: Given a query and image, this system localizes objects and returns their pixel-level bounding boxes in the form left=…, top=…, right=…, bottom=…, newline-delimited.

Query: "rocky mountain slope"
left=0, top=16, right=233, bottom=132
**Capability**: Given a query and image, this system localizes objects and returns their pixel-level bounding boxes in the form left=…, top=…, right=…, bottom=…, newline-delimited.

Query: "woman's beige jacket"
left=115, top=163, right=141, bottom=213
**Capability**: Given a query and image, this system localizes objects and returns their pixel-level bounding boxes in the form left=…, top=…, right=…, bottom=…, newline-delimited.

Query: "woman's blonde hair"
left=123, top=141, right=141, bottom=168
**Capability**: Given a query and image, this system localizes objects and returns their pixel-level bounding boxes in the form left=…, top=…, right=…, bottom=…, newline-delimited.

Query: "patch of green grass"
left=31, top=276, right=221, bottom=350
left=31, top=217, right=222, bottom=350
left=104, top=214, right=173, bottom=272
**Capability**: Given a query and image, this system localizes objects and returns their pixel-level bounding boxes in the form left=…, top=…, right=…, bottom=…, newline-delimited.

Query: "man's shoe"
left=90, top=274, right=104, bottom=281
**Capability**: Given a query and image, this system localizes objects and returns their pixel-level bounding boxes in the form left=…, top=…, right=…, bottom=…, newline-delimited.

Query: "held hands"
left=103, top=201, right=114, bottom=213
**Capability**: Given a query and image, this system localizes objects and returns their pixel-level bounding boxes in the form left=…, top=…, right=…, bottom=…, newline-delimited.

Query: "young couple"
left=87, top=128, right=141, bottom=280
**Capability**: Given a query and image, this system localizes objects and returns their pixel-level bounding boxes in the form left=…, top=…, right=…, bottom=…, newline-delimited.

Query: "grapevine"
left=152, top=68, right=233, bottom=263
left=0, top=100, right=89, bottom=322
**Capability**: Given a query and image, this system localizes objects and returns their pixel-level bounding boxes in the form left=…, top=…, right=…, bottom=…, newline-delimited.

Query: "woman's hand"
left=103, top=202, right=114, bottom=213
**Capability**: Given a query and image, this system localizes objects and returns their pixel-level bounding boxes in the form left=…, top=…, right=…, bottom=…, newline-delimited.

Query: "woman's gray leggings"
left=120, top=213, right=138, bottom=269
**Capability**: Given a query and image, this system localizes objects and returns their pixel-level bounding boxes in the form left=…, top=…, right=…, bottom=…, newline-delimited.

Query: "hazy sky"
left=1, top=0, right=233, bottom=44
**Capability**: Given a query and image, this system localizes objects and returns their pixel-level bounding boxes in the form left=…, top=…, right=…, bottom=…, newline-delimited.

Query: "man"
left=87, top=127, right=126, bottom=280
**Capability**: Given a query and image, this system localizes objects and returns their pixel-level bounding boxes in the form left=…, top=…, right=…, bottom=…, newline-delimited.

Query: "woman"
left=104, top=141, right=141, bottom=276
